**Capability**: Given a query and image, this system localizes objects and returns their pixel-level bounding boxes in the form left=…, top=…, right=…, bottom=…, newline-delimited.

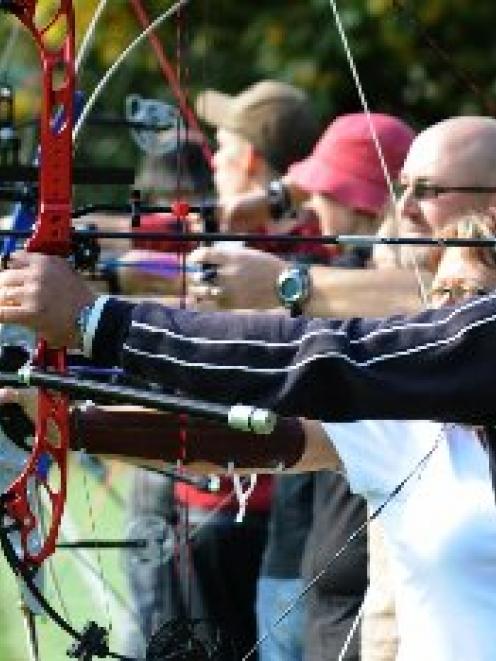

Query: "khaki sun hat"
left=196, top=80, right=319, bottom=174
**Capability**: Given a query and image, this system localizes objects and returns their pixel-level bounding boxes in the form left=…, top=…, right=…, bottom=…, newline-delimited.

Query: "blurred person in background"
left=192, top=78, right=320, bottom=661
left=188, top=111, right=415, bottom=661
left=120, top=130, right=214, bottom=657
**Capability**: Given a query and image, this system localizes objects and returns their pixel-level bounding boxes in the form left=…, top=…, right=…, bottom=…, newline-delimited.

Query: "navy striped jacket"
left=92, top=293, right=496, bottom=425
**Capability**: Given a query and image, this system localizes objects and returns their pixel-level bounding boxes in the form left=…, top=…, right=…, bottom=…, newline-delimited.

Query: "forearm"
left=306, top=267, right=429, bottom=317
left=68, top=404, right=334, bottom=473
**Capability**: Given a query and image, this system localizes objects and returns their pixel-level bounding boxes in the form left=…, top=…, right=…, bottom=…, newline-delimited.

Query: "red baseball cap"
left=288, top=113, right=415, bottom=216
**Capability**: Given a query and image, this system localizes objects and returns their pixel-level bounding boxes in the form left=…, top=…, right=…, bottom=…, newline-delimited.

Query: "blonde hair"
left=435, top=212, right=496, bottom=270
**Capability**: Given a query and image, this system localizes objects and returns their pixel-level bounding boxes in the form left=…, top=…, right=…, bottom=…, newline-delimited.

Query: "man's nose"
left=397, top=186, right=420, bottom=219
left=211, top=149, right=221, bottom=170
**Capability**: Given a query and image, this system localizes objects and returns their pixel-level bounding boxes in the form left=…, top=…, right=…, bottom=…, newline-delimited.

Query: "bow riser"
left=2, top=0, right=75, bottom=566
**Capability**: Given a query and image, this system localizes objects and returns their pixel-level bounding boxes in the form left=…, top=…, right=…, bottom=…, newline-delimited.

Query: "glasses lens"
left=394, top=181, right=440, bottom=200
left=413, top=182, right=439, bottom=200
left=469, top=287, right=489, bottom=297
left=430, top=284, right=489, bottom=302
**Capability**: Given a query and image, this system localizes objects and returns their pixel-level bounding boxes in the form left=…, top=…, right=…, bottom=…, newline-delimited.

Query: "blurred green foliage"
left=0, top=0, right=496, bottom=195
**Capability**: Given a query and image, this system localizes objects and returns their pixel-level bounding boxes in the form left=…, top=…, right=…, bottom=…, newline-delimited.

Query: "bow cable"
left=73, top=0, right=191, bottom=144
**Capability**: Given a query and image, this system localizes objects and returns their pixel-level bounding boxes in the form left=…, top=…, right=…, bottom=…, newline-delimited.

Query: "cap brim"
left=289, top=156, right=388, bottom=216
left=195, top=89, right=234, bottom=129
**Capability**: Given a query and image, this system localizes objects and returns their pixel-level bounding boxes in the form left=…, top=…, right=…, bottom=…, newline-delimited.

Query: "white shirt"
left=323, top=419, right=496, bottom=661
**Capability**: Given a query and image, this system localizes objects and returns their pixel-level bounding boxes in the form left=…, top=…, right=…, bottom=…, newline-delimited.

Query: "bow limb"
left=1, top=0, right=74, bottom=566
left=73, top=0, right=190, bottom=144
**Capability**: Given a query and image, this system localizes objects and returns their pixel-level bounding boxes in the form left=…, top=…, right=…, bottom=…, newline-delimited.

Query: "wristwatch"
left=276, top=265, right=311, bottom=317
left=267, top=179, right=292, bottom=221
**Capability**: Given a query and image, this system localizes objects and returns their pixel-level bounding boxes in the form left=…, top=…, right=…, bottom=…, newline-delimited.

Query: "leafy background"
left=2, top=0, right=496, bottom=182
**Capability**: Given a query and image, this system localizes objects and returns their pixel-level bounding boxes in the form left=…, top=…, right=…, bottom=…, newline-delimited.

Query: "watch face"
left=277, top=267, right=310, bottom=309
left=280, top=275, right=303, bottom=303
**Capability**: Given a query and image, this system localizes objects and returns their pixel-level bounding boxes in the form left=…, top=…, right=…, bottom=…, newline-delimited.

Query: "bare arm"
left=187, top=246, right=429, bottom=316
left=306, top=266, right=429, bottom=317
left=220, top=177, right=308, bottom=232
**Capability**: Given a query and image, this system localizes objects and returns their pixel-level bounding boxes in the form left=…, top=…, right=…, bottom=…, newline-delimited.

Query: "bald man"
left=391, top=116, right=496, bottom=267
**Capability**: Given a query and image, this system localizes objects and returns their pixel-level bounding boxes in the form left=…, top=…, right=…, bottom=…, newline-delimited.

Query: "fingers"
left=188, top=283, right=224, bottom=300
left=0, top=251, right=93, bottom=347
left=0, top=303, right=39, bottom=326
left=188, top=247, right=225, bottom=286
left=188, top=283, right=225, bottom=309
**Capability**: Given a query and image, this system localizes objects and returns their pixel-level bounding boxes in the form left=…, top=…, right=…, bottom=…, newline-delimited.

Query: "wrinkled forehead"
left=401, top=133, right=463, bottom=181
left=400, top=126, right=492, bottom=183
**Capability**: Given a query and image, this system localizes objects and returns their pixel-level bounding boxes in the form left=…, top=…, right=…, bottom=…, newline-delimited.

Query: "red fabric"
left=132, top=213, right=198, bottom=253
left=175, top=474, right=273, bottom=513
left=134, top=209, right=334, bottom=261
left=288, top=113, right=414, bottom=215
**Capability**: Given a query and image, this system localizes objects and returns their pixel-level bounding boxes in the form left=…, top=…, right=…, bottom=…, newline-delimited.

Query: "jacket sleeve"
left=91, top=294, right=496, bottom=425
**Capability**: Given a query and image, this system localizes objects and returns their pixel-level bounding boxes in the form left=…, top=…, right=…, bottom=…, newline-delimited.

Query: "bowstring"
left=244, top=2, right=442, bottom=657
left=328, top=0, right=429, bottom=306
left=172, top=0, right=192, bottom=627
left=75, top=0, right=110, bottom=74
left=241, top=433, right=443, bottom=661
left=65, top=10, right=119, bottom=646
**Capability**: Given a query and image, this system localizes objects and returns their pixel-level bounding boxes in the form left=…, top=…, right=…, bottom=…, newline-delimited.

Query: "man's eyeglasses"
left=395, top=181, right=496, bottom=201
